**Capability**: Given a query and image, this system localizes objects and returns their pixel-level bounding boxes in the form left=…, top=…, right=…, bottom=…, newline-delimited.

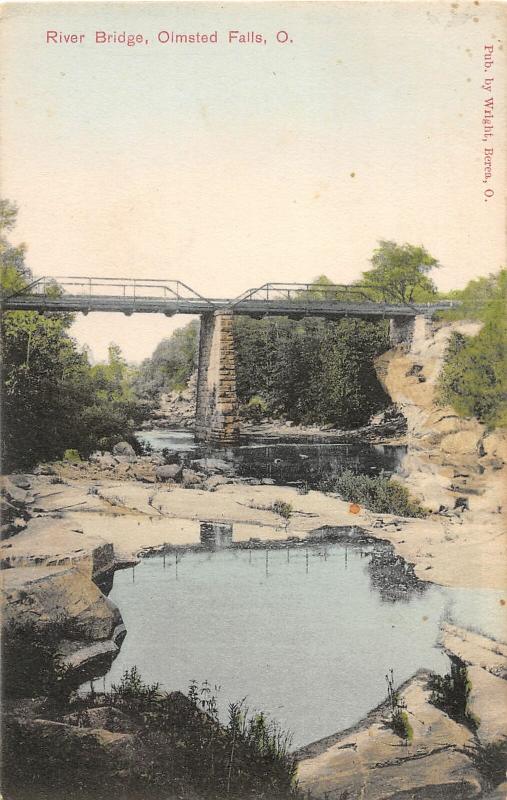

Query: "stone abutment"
left=195, top=310, right=240, bottom=446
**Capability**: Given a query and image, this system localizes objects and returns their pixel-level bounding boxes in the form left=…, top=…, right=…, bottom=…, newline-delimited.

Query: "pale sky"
left=1, top=1, right=505, bottom=362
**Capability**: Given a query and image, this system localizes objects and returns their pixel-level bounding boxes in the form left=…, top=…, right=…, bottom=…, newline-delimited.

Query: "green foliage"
left=385, top=669, right=413, bottom=743
left=1, top=200, right=148, bottom=470
left=132, top=320, right=199, bottom=398
left=438, top=271, right=502, bottom=322
left=359, top=240, right=439, bottom=303
left=4, top=666, right=300, bottom=800
left=110, top=665, right=160, bottom=709
left=320, top=469, right=427, bottom=517
left=240, top=394, right=268, bottom=423
left=469, top=737, right=507, bottom=790
left=427, top=657, right=477, bottom=729
left=1, top=618, right=73, bottom=700
left=63, top=448, right=81, bottom=463
left=272, top=500, right=293, bottom=520
left=226, top=699, right=298, bottom=796
left=234, top=315, right=390, bottom=428
left=437, top=270, right=507, bottom=428
left=0, top=199, right=31, bottom=293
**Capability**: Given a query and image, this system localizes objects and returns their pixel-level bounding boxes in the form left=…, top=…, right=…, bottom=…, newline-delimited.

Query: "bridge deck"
left=0, top=294, right=454, bottom=319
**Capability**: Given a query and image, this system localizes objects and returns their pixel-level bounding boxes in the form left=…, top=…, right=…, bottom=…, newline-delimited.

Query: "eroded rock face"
left=1, top=564, right=125, bottom=680
left=297, top=671, right=483, bottom=800
left=375, top=321, right=507, bottom=519
left=150, top=371, right=197, bottom=428
left=1, top=566, right=122, bottom=637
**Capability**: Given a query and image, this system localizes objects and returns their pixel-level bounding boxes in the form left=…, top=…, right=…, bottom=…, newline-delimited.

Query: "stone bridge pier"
left=194, top=311, right=432, bottom=445
left=389, top=314, right=430, bottom=351
left=195, top=310, right=240, bottom=446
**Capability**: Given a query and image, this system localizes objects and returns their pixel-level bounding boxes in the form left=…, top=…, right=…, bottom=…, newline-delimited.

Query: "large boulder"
left=1, top=565, right=123, bottom=641
left=90, top=452, right=117, bottom=469
left=160, top=450, right=180, bottom=465
left=1, top=565, right=125, bottom=687
left=9, top=474, right=32, bottom=490
left=181, top=468, right=203, bottom=487
left=112, top=441, right=136, bottom=459
left=155, top=464, right=182, bottom=483
left=190, top=457, right=235, bottom=475
left=205, top=475, right=230, bottom=491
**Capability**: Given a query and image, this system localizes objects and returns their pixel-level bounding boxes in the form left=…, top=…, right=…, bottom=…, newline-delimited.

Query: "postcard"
left=1, top=2, right=506, bottom=799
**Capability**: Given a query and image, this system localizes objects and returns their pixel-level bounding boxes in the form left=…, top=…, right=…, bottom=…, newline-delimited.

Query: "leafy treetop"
left=360, top=240, right=439, bottom=304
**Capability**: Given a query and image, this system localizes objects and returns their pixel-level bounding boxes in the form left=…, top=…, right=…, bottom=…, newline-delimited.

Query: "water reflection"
left=136, top=428, right=406, bottom=487
left=104, top=545, right=449, bottom=748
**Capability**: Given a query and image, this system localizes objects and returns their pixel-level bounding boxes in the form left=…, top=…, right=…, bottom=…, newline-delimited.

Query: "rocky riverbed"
left=1, top=320, right=506, bottom=799
left=1, top=443, right=506, bottom=798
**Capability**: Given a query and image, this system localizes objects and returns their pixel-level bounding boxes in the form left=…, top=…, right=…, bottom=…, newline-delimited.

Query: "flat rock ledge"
left=297, top=671, right=484, bottom=800
left=0, top=516, right=116, bottom=580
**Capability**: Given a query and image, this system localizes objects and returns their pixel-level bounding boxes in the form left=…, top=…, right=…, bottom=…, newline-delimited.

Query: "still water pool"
left=104, top=546, right=451, bottom=748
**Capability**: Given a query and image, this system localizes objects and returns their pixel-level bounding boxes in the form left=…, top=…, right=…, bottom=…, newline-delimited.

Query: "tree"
left=233, top=315, right=390, bottom=427
left=132, top=321, right=199, bottom=398
left=438, top=269, right=507, bottom=428
left=0, top=199, right=31, bottom=294
left=360, top=240, right=439, bottom=304
left=1, top=199, right=146, bottom=470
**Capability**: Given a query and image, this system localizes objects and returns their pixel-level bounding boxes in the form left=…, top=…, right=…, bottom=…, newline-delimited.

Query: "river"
left=136, top=427, right=406, bottom=486
left=96, top=428, right=503, bottom=749
left=105, top=546, right=450, bottom=748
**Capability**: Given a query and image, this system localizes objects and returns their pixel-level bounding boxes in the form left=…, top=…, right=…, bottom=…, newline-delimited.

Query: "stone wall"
left=195, top=310, right=240, bottom=445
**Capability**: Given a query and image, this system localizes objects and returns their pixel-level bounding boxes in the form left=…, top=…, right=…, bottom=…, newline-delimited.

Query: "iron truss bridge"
left=0, top=277, right=458, bottom=319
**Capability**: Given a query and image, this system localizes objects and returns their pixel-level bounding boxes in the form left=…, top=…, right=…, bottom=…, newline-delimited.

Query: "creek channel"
left=95, top=428, right=501, bottom=749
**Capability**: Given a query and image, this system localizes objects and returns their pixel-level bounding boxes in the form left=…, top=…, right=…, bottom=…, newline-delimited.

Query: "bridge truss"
left=1, top=276, right=457, bottom=318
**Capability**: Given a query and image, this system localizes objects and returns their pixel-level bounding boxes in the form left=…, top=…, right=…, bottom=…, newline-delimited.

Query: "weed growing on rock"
left=384, top=669, right=413, bottom=744
left=272, top=500, right=293, bottom=519
left=110, top=665, right=160, bottom=710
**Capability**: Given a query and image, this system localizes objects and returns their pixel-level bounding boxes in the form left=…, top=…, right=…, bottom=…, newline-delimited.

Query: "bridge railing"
left=229, top=282, right=376, bottom=307
left=4, top=276, right=214, bottom=306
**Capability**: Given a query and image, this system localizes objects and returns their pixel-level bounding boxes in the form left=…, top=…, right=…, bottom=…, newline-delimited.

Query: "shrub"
left=320, top=469, right=427, bottom=517
left=63, top=448, right=81, bottom=463
left=469, top=737, right=507, bottom=789
left=1, top=618, right=73, bottom=699
left=226, top=699, right=298, bottom=797
left=4, top=663, right=303, bottom=800
left=240, top=394, right=268, bottom=423
left=110, top=666, right=160, bottom=709
left=272, top=500, right=293, bottom=520
left=427, top=657, right=478, bottom=729
left=437, top=269, right=507, bottom=429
